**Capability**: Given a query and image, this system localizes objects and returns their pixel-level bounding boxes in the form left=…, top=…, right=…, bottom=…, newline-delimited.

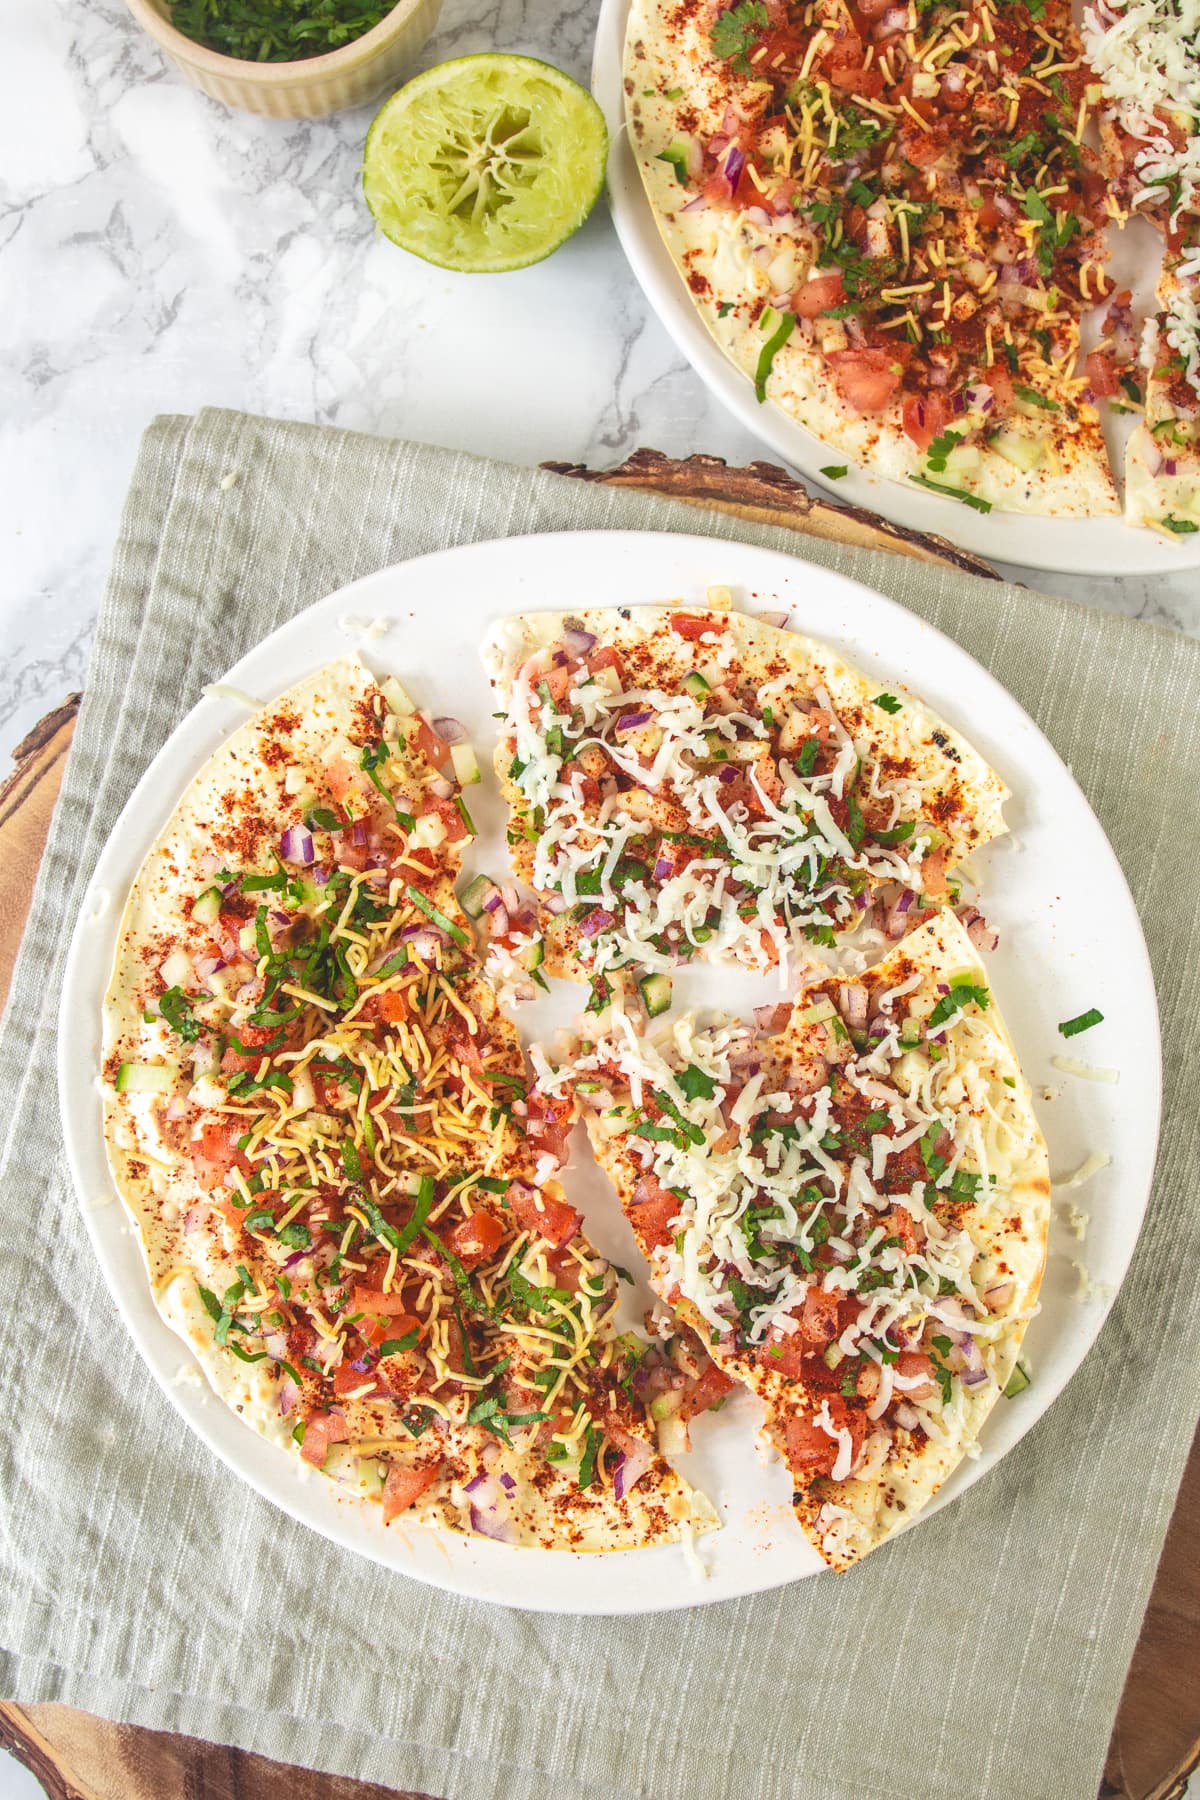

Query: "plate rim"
left=57, top=527, right=1164, bottom=1612
left=589, top=0, right=1200, bottom=578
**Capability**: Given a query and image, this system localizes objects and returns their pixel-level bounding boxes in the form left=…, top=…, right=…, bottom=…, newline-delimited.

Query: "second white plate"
left=591, top=0, right=1200, bottom=577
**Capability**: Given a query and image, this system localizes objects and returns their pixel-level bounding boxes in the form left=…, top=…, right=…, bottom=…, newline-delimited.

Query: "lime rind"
left=363, top=53, right=609, bottom=274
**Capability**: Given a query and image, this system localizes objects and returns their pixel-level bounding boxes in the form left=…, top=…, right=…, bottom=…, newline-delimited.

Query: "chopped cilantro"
left=710, top=0, right=769, bottom=73
left=873, top=693, right=902, bottom=714
left=1058, top=1007, right=1103, bottom=1038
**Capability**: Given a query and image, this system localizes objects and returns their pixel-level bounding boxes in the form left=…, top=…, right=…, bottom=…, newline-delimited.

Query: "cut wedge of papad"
left=483, top=602, right=1007, bottom=1002
left=101, top=656, right=716, bottom=1551
left=551, top=911, right=1049, bottom=1566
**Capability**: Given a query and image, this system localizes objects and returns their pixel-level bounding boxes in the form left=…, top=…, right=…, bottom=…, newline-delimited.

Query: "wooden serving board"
left=1, top=451, right=1194, bottom=1800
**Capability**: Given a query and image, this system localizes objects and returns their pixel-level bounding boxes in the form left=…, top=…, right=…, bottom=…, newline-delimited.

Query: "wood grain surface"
left=0, top=451, right=1192, bottom=1800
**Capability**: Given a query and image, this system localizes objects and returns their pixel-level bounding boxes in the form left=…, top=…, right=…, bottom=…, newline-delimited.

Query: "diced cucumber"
left=799, top=998, right=836, bottom=1025
left=239, top=923, right=258, bottom=956
left=650, top=1389, right=682, bottom=1421
left=381, top=676, right=415, bottom=717
left=990, top=430, right=1044, bottom=474
left=526, top=937, right=545, bottom=972
left=193, top=886, right=223, bottom=926
left=574, top=1079, right=602, bottom=1094
left=190, top=1074, right=226, bottom=1109
left=116, top=1062, right=178, bottom=1094
left=823, top=1341, right=845, bottom=1369
left=759, top=305, right=781, bottom=336
left=1003, top=1359, right=1031, bottom=1398
left=593, top=664, right=621, bottom=694
left=450, top=741, right=480, bottom=786
left=682, top=671, right=711, bottom=700
left=159, top=948, right=192, bottom=989
left=409, top=813, right=446, bottom=850
left=705, top=585, right=733, bottom=610
left=459, top=873, right=496, bottom=918
left=639, top=972, right=673, bottom=1018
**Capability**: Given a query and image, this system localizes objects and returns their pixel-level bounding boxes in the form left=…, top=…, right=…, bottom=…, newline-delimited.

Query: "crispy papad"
left=101, top=656, right=716, bottom=1551
left=624, top=0, right=1119, bottom=518
left=483, top=603, right=1007, bottom=990
left=564, top=911, right=1048, bottom=1566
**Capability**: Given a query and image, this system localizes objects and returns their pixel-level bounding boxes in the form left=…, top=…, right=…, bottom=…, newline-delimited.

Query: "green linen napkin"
left=2, top=406, right=1196, bottom=1800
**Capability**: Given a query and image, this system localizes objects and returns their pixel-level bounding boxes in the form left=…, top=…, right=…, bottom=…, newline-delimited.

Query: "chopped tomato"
left=190, top=1121, right=252, bottom=1193
left=507, top=1180, right=582, bottom=1249
left=382, top=1460, right=441, bottom=1522
left=920, top=846, right=950, bottom=898
left=219, top=1020, right=280, bottom=1075
left=879, top=1205, right=924, bottom=1254
left=447, top=1209, right=505, bottom=1268
left=895, top=1350, right=938, bottom=1402
left=826, top=348, right=902, bottom=414
left=793, top=273, right=846, bottom=319
left=756, top=1328, right=806, bottom=1379
left=1084, top=349, right=1120, bottom=397
left=628, top=1173, right=681, bottom=1251
left=524, top=1089, right=575, bottom=1164
left=670, top=612, right=727, bottom=639
left=784, top=1398, right=864, bottom=1482
left=350, top=1286, right=419, bottom=1322
left=824, top=31, right=884, bottom=96
left=801, top=1285, right=842, bottom=1349
left=334, top=1360, right=387, bottom=1400
left=679, top=1363, right=737, bottom=1423
left=412, top=715, right=450, bottom=770
left=420, top=794, right=469, bottom=843
left=902, top=391, right=953, bottom=453
left=300, top=1410, right=349, bottom=1468
left=324, top=754, right=362, bottom=806
left=585, top=645, right=626, bottom=682
left=356, top=987, right=411, bottom=1027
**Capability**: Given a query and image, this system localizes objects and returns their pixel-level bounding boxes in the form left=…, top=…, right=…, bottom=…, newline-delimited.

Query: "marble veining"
left=3, top=0, right=1198, bottom=766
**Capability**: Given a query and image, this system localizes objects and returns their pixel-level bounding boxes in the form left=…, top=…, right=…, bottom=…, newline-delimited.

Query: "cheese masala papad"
left=624, top=0, right=1121, bottom=517
left=1084, top=0, right=1200, bottom=536
left=544, top=911, right=1049, bottom=1567
left=481, top=601, right=1007, bottom=1013
left=101, top=656, right=717, bottom=1551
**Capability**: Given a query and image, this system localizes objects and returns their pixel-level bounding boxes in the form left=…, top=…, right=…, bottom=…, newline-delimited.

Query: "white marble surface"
left=3, top=0, right=1199, bottom=769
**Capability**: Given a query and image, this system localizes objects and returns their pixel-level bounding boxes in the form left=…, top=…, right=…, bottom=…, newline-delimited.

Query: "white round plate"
left=591, top=0, right=1200, bottom=577
left=59, top=531, right=1161, bottom=1612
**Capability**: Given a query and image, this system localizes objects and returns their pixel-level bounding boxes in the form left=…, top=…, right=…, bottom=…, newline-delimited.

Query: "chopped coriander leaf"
left=821, top=464, right=849, bottom=479
left=908, top=475, right=992, bottom=513
left=717, top=300, right=734, bottom=318
left=677, top=1063, right=718, bottom=1102
left=710, top=0, right=769, bottom=73
left=405, top=884, right=469, bottom=947
left=360, top=741, right=415, bottom=831
left=379, top=1330, right=420, bottom=1356
left=928, top=978, right=991, bottom=1029
left=795, top=735, right=821, bottom=777
left=1013, top=384, right=1059, bottom=411
left=147, top=986, right=201, bottom=1043
left=1058, top=1007, right=1103, bottom=1038
left=754, top=310, right=795, bottom=402
left=1161, top=516, right=1199, bottom=534
left=873, top=693, right=902, bottom=714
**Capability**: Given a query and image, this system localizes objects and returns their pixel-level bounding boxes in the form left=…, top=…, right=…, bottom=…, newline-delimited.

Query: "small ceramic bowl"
left=123, top=0, right=443, bottom=117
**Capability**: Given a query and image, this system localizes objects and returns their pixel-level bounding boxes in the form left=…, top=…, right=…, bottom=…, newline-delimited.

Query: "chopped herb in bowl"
left=167, top=0, right=398, bottom=62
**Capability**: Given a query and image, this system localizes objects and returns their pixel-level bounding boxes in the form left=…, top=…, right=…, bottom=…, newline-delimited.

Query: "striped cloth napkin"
left=1, top=407, right=1196, bottom=1800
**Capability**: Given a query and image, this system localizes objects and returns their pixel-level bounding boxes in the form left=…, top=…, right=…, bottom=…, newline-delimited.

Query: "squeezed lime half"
left=363, top=54, right=609, bottom=274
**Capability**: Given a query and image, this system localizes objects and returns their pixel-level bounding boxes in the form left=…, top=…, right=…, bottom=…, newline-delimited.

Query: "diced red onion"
left=482, top=891, right=504, bottom=913
left=312, top=864, right=331, bottom=886
left=956, top=904, right=1000, bottom=953
left=984, top=1279, right=1015, bottom=1312
left=894, top=1401, right=920, bottom=1429
left=562, top=623, right=598, bottom=656
left=680, top=193, right=710, bottom=213
left=499, top=1471, right=517, bottom=1493
left=428, top=774, right=454, bottom=799
left=839, top=982, right=869, bottom=1031
left=350, top=821, right=367, bottom=848
left=1164, top=460, right=1178, bottom=476
left=350, top=1354, right=373, bottom=1373
left=282, top=1248, right=309, bottom=1271
left=613, top=1437, right=654, bottom=1501
left=719, top=765, right=738, bottom=784
left=725, top=145, right=746, bottom=185
left=432, top=716, right=466, bottom=744
left=485, top=903, right=510, bottom=938
left=280, top=825, right=315, bottom=867
left=654, top=855, right=674, bottom=880
left=501, top=883, right=520, bottom=913
left=951, top=390, right=968, bottom=415
left=756, top=609, right=790, bottom=628
left=579, top=909, right=615, bottom=939
left=278, top=1378, right=300, bottom=1417
left=466, top=1473, right=520, bottom=1543
left=616, top=710, right=652, bottom=732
